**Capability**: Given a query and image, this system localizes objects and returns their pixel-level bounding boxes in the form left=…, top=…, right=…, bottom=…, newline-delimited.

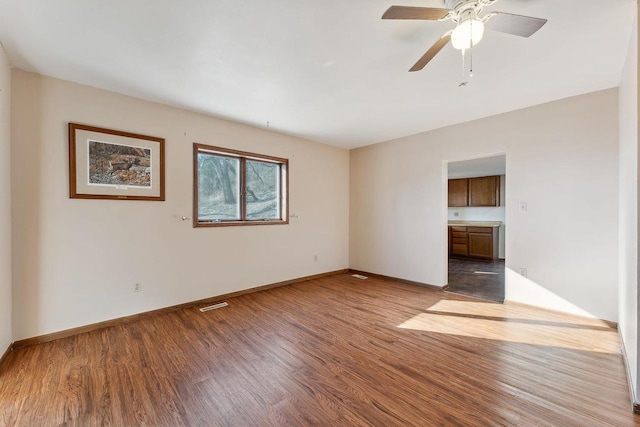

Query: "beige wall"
left=11, top=70, right=349, bottom=340
left=6, top=66, right=624, bottom=339
left=619, top=6, right=639, bottom=402
left=0, top=45, right=11, bottom=352
left=350, top=89, right=619, bottom=321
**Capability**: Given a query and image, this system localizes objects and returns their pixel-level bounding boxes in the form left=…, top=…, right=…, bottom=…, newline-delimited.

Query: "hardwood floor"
left=0, top=273, right=637, bottom=426
left=447, top=257, right=505, bottom=303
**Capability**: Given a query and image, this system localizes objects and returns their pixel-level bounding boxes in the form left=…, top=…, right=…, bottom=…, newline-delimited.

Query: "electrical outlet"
left=314, top=255, right=318, bottom=261
left=454, top=211, right=459, bottom=217
left=518, top=268, right=527, bottom=278
left=133, top=282, right=142, bottom=292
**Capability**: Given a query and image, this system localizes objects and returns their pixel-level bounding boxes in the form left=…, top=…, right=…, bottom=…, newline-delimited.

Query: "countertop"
left=448, top=220, right=502, bottom=227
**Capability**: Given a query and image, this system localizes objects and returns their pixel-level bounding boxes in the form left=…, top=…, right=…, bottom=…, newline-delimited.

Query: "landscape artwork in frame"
left=69, top=123, right=165, bottom=200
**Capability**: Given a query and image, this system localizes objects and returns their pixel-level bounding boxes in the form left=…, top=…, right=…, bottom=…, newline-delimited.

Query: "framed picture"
left=69, top=123, right=165, bottom=201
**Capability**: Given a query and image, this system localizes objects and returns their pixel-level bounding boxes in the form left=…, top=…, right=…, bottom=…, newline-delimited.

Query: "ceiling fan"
left=382, top=0, right=547, bottom=72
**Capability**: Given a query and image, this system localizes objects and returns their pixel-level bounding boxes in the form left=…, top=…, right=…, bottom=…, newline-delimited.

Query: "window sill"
left=194, top=219, right=289, bottom=228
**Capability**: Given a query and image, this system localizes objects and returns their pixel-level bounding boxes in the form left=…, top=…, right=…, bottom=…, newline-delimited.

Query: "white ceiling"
left=0, top=0, right=635, bottom=149
left=448, top=154, right=506, bottom=178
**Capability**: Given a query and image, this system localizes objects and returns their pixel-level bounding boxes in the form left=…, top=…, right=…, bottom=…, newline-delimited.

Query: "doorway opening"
left=445, top=155, right=506, bottom=303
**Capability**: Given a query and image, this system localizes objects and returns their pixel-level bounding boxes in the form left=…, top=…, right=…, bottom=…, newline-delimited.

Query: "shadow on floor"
left=446, top=257, right=505, bottom=303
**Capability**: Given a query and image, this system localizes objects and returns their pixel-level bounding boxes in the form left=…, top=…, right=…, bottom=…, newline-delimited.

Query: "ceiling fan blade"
left=485, top=12, right=547, bottom=37
left=409, top=35, right=451, bottom=72
left=382, top=6, right=450, bottom=20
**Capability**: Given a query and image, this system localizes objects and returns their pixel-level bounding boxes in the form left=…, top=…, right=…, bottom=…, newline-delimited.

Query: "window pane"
left=246, top=160, right=280, bottom=220
left=197, top=153, right=240, bottom=221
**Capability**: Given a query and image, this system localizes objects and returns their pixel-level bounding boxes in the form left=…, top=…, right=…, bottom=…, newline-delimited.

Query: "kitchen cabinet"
left=468, top=176, right=499, bottom=207
left=450, top=226, right=468, bottom=256
left=448, top=225, right=499, bottom=260
left=468, top=227, right=498, bottom=259
left=448, top=175, right=500, bottom=207
left=448, top=179, right=469, bottom=207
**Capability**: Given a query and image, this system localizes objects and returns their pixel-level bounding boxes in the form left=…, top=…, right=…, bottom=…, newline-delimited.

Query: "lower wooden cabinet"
left=448, top=226, right=499, bottom=260
left=449, top=226, right=468, bottom=256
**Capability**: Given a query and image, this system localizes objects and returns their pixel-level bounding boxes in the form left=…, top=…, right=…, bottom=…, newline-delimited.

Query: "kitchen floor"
left=446, top=257, right=505, bottom=303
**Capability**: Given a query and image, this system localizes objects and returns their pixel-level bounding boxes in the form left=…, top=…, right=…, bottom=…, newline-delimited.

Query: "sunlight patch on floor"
left=398, top=300, right=619, bottom=354
left=426, top=300, right=611, bottom=327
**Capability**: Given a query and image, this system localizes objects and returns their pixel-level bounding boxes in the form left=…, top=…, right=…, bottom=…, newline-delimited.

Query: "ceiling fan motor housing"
left=445, top=0, right=474, bottom=10
left=444, top=0, right=497, bottom=13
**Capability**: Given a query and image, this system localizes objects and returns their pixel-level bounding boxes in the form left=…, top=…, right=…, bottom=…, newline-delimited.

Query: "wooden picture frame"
left=69, top=123, right=165, bottom=201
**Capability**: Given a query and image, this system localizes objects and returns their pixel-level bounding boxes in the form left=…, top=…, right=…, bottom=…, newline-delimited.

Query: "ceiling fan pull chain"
left=469, top=44, right=473, bottom=78
left=469, top=10, right=474, bottom=78
left=459, top=49, right=468, bottom=87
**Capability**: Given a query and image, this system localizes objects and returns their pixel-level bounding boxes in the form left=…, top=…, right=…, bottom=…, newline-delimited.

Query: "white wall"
left=11, top=70, right=349, bottom=340
left=351, top=89, right=619, bottom=321
left=0, top=45, right=11, bottom=353
left=618, top=6, right=639, bottom=402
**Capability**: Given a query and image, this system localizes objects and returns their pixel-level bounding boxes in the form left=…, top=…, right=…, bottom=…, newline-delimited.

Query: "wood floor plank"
left=0, top=273, right=638, bottom=426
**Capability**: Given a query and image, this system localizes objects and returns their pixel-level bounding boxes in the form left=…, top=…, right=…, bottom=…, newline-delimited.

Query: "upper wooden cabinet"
left=448, top=175, right=500, bottom=207
left=448, top=179, right=469, bottom=207
left=468, top=176, right=499, bottom=206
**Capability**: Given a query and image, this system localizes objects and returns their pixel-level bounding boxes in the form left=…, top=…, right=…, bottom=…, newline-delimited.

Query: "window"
left=194, top=144, right=288, bottom=227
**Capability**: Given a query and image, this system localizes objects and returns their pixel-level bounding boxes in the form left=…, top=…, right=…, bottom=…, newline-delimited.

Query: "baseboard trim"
left=12, top=269, right=348, bottom=350
left=0, top=341, right=12, bottom=373
left=619, top=328, right=640, bottom=414
left=348, top=269, right=443, bottom=291
left=500, top=299, right=618, bottom=329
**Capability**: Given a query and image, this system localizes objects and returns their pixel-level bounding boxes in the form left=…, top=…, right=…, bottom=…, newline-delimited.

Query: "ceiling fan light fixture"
left=451, top=17, right=485, bottom=50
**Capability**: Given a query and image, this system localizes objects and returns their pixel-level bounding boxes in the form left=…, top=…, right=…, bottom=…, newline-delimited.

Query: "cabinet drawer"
left=451, top=232, right=467, bottom=240
left=452, top=238, right=467, bottom=245
left=452, top=244, right=468, bottom=255
left=468, top=227, right=493, bottom=234
left=450, top=226, right=467, bottom=232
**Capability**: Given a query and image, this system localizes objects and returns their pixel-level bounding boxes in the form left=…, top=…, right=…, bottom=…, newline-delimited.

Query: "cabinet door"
left=448, top=179, right=468, bottom=207
left=468, top=232, right=493, bottom=259
left=468, top=176, right=499, bottom=207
